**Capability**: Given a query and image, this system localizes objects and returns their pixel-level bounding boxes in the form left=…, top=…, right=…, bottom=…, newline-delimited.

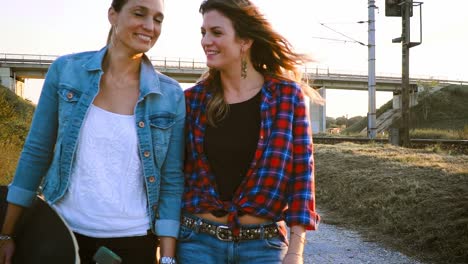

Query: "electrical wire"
left=310, top=36, right=357, bottom=44
left=318, top=19, right=370, bottom=25
left=319, top=22, right=367, bottom=46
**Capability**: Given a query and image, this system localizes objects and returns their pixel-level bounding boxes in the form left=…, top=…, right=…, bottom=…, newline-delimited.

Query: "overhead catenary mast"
left=367, top=0, right=377, bottom=139
left=386, top=0, right=423, bottom=147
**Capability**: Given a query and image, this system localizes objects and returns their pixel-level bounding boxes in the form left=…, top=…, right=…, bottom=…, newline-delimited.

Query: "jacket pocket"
left=149, top=113, right=176, bottom=166
left=57, top=85, right=82, bottom=124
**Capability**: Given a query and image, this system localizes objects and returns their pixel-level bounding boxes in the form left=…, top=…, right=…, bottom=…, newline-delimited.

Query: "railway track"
left=313, top=136, right=468, bottom=154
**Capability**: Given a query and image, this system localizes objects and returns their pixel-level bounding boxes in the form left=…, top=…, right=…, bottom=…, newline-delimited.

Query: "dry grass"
left=315, top=142, right=468, bottom=264
left=0, top=141, right=20, bottom=185
left=0, top=86, right=33, bottom=185
left=411, top=128, right=468, bottom=140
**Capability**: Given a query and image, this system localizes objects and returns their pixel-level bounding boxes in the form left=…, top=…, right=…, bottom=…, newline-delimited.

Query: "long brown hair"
left=199, top=0, right=323, bottom=126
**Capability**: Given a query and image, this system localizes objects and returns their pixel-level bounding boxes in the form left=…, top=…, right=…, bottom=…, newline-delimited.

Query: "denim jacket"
left=8, top=47, right=185, bottom=238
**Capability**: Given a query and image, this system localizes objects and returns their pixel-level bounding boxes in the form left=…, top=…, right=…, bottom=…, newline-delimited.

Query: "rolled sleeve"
left=6, top=185, right=36, bottom=207
left=155, top=219, right=180, bottom=238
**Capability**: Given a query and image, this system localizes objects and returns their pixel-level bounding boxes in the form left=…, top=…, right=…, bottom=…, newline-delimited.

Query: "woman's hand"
left=0, top=240, right=15, bottom=264
left=1, top=203, right=25, bottom=264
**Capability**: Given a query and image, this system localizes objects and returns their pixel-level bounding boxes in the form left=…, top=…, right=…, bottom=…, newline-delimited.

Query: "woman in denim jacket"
left=0, top=0, right=184, bottom=263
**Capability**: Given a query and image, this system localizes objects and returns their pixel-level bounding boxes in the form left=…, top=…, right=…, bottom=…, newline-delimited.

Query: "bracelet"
left=290, top=231, right=306, bottom=244
left=286, top=252, right=303, bottom=258
left=0, top=234, right=13, bottom=241
left=159, top=256, right=177, bottom=264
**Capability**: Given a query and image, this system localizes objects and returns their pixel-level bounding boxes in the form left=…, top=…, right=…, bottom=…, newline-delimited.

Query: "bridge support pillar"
left=0, top=67, right=14, bottom=91
left=0, top=67, right=25, bottom=97
left=392, top=86, right=419, bottom=110
left=309, top=88, right=326, bottom=134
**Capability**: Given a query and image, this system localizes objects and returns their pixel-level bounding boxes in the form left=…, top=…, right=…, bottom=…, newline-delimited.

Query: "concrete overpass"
left=2, top=53, right=466, bottom=133
left=2, top=53, right=447, bottom=90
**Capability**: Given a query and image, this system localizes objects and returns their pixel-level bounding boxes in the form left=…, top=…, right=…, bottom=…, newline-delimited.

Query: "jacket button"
left=148, top=176, right=155, bottom=183
left=144, top=151, right=151, bottom=157
left=138, top=121, right=145, bottom=128
left=66, top=92, right=73, bottom=99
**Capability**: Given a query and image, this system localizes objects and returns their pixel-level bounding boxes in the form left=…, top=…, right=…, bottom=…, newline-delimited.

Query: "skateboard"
left=0, top=188, right=122, bottom=264
left=0, top=186, right=7, bottom=229
left=12, top=195, right=80, bottom=264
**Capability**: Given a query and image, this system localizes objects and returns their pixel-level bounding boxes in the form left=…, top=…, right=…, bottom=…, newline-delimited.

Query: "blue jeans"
left=176, top=215, right=288, bottom=264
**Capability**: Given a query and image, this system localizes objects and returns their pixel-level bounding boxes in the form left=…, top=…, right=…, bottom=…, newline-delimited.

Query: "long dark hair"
left=106, top=0, right=129, bottom=44
left=199, top=0, right=323, bottom=126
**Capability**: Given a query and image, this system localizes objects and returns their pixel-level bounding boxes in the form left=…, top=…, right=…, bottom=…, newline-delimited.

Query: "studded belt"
left=181, top=215, right=279, bottom=242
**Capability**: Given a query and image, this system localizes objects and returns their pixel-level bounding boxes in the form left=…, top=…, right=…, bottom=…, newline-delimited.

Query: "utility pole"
left=386, top=0, right=423, bottom=147
left=367, top=0, right=377, bottom=139
left=401, top=0, right=411, bottom=147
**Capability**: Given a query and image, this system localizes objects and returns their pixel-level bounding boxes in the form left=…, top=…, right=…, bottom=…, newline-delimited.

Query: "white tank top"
left=53, top=104, right=149, bottom=238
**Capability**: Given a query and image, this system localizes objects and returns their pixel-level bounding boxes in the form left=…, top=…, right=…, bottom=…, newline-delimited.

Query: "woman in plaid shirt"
left=177, top=0, right=322, bottom=263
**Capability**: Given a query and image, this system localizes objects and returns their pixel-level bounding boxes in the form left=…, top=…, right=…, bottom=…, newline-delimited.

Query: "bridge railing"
left=0, top=53, right=58, bottom=65
left=0, top=53, right=208, bottom=72
left=0, top=53, right=379, bottom=78
left=1, top=53, right=466, bottom=85
left=149, top=57, right=207, bottom=70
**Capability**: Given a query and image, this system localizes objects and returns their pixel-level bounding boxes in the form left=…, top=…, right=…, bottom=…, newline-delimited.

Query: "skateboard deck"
left=0, top=186, right=7, bottom=230
left=12, top=195, right=80, bottom=264
left=0, top=188, right=122, bottom=263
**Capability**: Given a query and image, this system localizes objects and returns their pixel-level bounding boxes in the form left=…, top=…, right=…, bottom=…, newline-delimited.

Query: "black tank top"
left=204, top=91, right=261, bottom=202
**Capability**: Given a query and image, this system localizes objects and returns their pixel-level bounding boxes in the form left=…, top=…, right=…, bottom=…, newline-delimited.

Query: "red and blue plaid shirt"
left=182, top=75, right=319, bottom=233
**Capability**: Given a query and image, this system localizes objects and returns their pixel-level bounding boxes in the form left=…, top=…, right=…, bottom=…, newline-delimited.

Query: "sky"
left=1, top=0, right=467, bottom=118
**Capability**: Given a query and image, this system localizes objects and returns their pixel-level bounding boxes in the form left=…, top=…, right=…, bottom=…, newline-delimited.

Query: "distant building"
left=328, top=127, right=341, bottom=134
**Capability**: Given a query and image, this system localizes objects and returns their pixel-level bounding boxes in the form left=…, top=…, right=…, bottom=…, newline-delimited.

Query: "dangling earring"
left=241, top=47, right=247, bottom=79
left=111, top=24, right=119, bottom=46
left=109, top=25, right=116, bottom=47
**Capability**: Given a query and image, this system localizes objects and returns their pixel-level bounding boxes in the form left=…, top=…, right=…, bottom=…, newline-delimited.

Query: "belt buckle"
left=215, top=225, right=232, bottom=241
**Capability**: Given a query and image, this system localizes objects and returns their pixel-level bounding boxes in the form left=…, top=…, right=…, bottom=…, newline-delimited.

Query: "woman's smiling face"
left=109, top=0, right=165, bottom=54
left=201, top=10, right=245, bottom=71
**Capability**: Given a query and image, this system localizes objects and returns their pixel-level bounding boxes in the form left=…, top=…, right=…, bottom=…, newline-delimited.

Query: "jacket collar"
left=83, top=46, right=162, bottom=98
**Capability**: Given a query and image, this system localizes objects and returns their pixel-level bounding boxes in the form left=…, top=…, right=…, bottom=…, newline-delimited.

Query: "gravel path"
left=302, top=222, right=424, bottom=264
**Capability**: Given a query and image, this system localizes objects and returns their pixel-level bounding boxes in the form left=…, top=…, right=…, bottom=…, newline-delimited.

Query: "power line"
left=317, top=20, right=366, bottom=25
left=310, top=36, right=358, bottom=44
left=319, top=22, right=367, bottom=46
left=320, top=20, right=371, bottom=25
